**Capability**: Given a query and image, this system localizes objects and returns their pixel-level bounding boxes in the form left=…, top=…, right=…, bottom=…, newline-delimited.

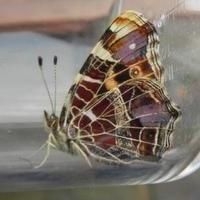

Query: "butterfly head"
left=43, top=110, right=59, bottom=133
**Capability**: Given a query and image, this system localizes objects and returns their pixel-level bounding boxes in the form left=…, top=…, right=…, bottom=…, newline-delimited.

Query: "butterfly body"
left=44, top=10, right=180, bottom=165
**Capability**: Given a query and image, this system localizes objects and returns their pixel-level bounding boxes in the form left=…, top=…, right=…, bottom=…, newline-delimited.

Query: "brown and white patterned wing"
left=63, top=10, right=164, bottom=121
left=72, top=79, right=180, bottom=164
left=91, top=10, right=163, bottom=82
left=60, top=10, right=180, bottom=164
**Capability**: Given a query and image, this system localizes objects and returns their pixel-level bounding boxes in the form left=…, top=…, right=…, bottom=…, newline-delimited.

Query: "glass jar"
left=0, top=0, right=199, bottom=191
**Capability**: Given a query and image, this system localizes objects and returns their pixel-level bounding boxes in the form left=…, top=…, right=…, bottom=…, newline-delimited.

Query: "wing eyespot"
left=130, top=66, right=142, bottom=78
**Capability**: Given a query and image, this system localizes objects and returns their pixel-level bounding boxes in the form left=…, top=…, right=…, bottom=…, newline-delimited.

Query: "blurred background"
left=0, top=0, right=200, bottom=199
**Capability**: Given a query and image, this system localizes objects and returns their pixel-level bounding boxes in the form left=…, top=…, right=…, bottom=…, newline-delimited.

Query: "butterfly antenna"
left=53, top=56, right=58, bottom=114
left=38, top=56, right=54, bottom=114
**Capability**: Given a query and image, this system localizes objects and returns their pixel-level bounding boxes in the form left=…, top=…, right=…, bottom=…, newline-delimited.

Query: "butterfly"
left=39, top=10, right=181, bottom=167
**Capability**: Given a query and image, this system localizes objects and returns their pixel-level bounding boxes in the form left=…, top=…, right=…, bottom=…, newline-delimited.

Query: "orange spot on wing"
left=105, top=78, right=118, bottom=90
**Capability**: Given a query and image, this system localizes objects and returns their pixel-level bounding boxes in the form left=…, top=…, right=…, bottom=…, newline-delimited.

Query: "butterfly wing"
left=62, top=10, right=164, bottom=124
left=91, top=10, right=163, bottom=82
left=60, top=10, right=180, bottom=164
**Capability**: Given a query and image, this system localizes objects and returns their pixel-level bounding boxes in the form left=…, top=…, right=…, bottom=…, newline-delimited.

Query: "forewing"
left=92, top=10, right=163, bottom=82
